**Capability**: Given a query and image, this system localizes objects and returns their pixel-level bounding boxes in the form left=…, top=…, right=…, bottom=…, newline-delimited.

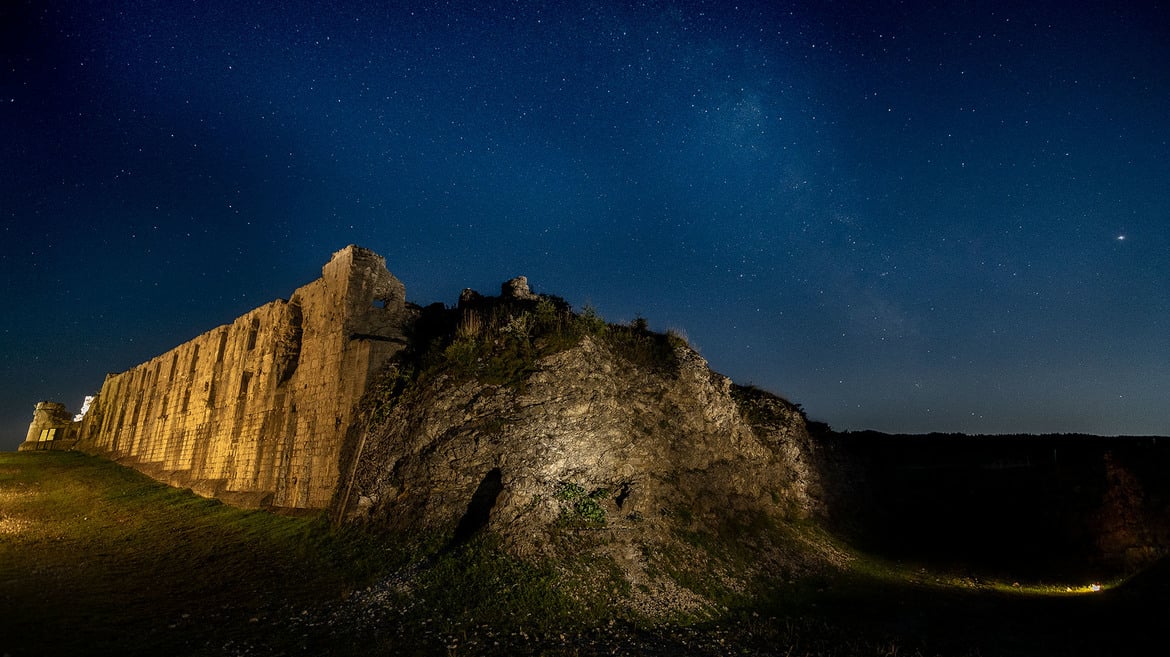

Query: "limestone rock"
left=343, top=320, right=823, bottom=607
left=501, top=275, right=537, bottom=301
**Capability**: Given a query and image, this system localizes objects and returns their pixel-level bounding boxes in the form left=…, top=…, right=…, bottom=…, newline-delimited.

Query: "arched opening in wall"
left=451, top=468, right=504, bottom=546
left=371, top=299, right=387, bottom=309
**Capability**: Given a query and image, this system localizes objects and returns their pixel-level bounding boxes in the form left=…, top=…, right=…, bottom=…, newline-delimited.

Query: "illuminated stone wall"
left=70, top=245, right=409, bottom=509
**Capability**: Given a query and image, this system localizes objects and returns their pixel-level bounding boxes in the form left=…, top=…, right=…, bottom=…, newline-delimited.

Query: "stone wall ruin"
left=21, top=245, right=410, bottom=510
left=19, top=402, right=80, bottom=451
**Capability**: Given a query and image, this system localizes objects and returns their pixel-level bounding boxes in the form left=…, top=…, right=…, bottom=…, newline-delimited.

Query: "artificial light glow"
left=1061, top=583, right=1107, bottom=595
left=73, top=395, right=95, bottom=422
left=996, top=579, right=1119, bottom=597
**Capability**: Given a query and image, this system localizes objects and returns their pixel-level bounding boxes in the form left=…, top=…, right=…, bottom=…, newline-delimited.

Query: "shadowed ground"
left=1, top=451, right=1164, bottom=656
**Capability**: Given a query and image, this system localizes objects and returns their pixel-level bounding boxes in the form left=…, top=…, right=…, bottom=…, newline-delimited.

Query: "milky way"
left=3, top=0, right=1168, bottom=447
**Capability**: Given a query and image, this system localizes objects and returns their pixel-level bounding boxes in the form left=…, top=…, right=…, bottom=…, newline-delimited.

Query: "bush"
left=574, top=305, right=608, bottom=337
left=604, top=318, right=680, bottom=374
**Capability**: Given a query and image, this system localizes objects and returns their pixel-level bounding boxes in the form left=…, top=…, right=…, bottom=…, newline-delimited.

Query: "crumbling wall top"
left=33, top=401, right=75, bottom=424
left=317, top=245, right=408, bottom=338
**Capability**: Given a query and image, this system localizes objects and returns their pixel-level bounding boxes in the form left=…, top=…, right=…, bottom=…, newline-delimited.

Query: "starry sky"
left=3, top=0, right=1168, bottom=449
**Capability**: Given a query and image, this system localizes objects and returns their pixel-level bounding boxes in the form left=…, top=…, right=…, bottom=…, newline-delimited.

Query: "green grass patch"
left=0, top=452, right=628, bottom=655
left=0, top=451, right=385, bottom=656
left=398, top=534, right=581, bottom=632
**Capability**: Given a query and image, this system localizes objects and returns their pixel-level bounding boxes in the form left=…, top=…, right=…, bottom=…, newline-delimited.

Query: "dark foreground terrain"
left=1, top=451, right=1166, bottom=656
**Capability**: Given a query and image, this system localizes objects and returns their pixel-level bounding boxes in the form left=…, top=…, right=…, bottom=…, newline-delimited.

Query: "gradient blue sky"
left=3, top=0, right=1168, bottom=449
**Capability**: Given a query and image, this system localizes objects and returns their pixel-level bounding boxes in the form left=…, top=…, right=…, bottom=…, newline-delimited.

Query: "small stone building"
left=18, top=402, right=79, bottom=451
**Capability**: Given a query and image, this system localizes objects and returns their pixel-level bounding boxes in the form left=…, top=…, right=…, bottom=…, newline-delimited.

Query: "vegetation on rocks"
left=334, top=283, right=835, bottom=625
left=554, top=481, right=610, bottom=526
left=383, top=292, right=682, bottom=396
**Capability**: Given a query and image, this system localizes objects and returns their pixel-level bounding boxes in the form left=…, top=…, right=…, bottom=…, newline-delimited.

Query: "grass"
left=0, top=452, right=627, bottom=655
left=397, top=533, right=626, bottom=635
left=0, top=451, right=385, bottom=656
left=2, top=451, right=1164, bottom=657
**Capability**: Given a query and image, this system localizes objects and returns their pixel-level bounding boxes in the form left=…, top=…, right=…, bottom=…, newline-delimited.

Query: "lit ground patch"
left=0, top=514, right=34, bottom=535
left=0, top=485, right=39, bottom=535
left=846, top=551, right=1125, bottom=598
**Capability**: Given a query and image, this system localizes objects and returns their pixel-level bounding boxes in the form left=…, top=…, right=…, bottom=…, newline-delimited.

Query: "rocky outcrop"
left=338, top=291, right=823, bottom=610
left=500, top=276, right=538, bottom=301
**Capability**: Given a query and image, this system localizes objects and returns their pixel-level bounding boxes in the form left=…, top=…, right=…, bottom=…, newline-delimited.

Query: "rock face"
left=340, top=292, right=822, bottom=592
left=65, top=246, right=411, bottom=509
left=500, top=276, right=538, bottom=301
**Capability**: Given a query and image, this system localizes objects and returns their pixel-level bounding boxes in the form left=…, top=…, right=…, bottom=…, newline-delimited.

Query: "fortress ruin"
left=20, top=245, right=410, bottom=510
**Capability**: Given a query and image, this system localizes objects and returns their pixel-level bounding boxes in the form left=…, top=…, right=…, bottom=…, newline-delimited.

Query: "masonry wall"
left=71, top=245, right=409, bottom=509
left=18, top=402, right=78, bottom=451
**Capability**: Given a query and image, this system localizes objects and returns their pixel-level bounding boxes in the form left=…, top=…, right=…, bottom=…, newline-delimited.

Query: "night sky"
left=3, top=0, right=1168, bottom=450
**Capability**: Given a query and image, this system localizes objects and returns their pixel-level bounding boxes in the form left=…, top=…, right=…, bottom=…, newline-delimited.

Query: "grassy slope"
left=0, top=451, right=383, bottom=656
left=1, top=451, right=1165, bottom=657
